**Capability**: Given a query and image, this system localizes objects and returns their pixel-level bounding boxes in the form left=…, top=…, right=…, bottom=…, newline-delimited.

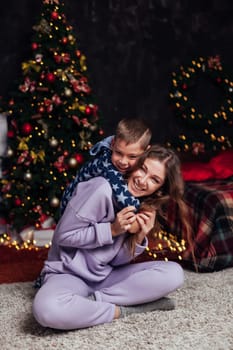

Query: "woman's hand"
left=134, top=210, right=156, bottom=244
left=111, top=206, right=136, bottom=237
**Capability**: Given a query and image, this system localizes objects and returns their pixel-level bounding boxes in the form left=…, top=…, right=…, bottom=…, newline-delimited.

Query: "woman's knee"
left=32, top=291, right=61, bottom=328
left=166, top=261, right=184, bottom=289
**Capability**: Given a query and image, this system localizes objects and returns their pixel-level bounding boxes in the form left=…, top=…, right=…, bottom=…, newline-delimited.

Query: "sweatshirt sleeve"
left=110, top=237, right=148, bottom=266
left=55, top=178, right=115, bottom=249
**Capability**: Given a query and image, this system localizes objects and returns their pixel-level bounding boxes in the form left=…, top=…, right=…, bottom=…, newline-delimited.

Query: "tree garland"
left=169, top=56, right=233, bottom=153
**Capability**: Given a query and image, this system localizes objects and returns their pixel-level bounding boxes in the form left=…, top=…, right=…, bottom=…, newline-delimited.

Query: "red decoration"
left=14, top=198, right=22, bottom=206
left=54, top=53, right=70, bottom=64
left=85, top=106, right=92, bottom=115
left=182, top=83, right=187, bottom=90
left=91, top=104, right=98, bottom=117
left=207, top=55, right=221, bottom=69
left=19, top=77, right=36, bottom=93
left=75, top=153, right=84, bottom=164
left=192, top=142, right=205, bottom=155
left=40, top=72, right=45, bottom=80
left=17, top=150, right=31, bottom=166
left=216, top=77, right=221, bottom=83
left=31, top=42, right=38, bottom=50
left=7, top=130, right=15, bottom=138
left=52, top=94, right=62, bottom=105
left=76, top=50, right=81, bottom=57
left=51, top=11, right=59, bottom=20
left=54, top=155, right=68, bottom=173
left=46, top=72, right=56, bottom=83
left=35, top=54, right=43, bottom=63
left=44, top=98, right=53, bottom=113
left=38, top=106, right=45, bottom=114
left=22, top=122, right=33, bottom=135
left=39, top=213, right=48, bottom=224
left=8, top=99, right=14, bottom=106
left=70, top=76, right=91, bottom=94
left=61, top=37, right=68, bottom=45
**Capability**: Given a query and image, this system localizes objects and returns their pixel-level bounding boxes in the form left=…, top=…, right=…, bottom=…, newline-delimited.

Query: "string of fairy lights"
left=0, top=229, right=186, bottom=262
left=168, top=55, right=233, bottom=153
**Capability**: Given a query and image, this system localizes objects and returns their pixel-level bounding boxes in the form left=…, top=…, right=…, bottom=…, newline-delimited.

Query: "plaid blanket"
left=167, top=177, right=233, bottom=272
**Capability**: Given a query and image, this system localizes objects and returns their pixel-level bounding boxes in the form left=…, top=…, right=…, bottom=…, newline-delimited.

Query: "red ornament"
left=7, top=129, right=15, bottom=138
left=31, top=42, right=38, bottom=50
left=63, top=150, right=69, bottom=157
left=46, top=72, right=56, bottom=83
left=76, top=50, right=81, bottom=57
left=8, top=99, right=14, bottom=106
left=14, top=198, right=22, bottom=206
left=182, top=83, right=187, bottom=90
left=85, top=106, right=92, bottom=115
left=38, top=106, right=45, bottom=114
left=39, top=213, right=47, bottom=224
left=40, top=72, right=45, bottom=80
left=61, top=37, right=68, bottom=45
left=216, top=77, right=221, bottom=83
left=51, top=11, right=59, bottom=20
left=75, top=153, right=84, bottom=164
left=22, top=122, right=33, bottom=135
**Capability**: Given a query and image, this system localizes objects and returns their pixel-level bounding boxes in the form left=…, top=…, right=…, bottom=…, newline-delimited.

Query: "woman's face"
left=127, top=157, right=166, bottom=197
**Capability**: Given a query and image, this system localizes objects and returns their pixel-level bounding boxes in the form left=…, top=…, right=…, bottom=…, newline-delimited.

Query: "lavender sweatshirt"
left=42, top=177, right=147, bottom=283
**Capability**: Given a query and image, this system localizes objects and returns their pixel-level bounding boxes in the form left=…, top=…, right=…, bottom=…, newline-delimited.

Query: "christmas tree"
left=168, top=55, right=233, bottom=155
left=0, top=0, right=103, bottom=233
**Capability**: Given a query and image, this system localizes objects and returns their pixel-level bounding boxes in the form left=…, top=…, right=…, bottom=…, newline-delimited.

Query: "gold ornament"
left=24, top=171, right=32, bottom=181
left=68, top=157, right=78, bottom=168
left=64, top=88, right=72, bottom=97
left=49, top=137, right=59, bottom=147
left=50, top=197, right=60, bottom=207
left=33, top=19, right=51, bottom=34
left=90, top=124, right=97, bottom=131
left=7, top=148, right=14, bottom=157
left=22, top=60, right=41, bottom=74
left=18, top=137, right=30, bottom=151
left=79, top=105, right=86, bottom=113
left=30, top=150, right=45, bottom=163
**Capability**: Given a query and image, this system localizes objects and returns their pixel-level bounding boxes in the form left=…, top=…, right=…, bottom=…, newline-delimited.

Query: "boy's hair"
left=115, top=118, right=152, bottom=150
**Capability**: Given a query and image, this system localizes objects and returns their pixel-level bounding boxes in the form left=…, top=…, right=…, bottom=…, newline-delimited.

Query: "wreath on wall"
left=169, top=55, right=233, bottom=153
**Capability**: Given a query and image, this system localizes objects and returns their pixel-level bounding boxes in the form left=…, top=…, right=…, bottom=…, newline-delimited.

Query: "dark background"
left=0, top=0, right=232, bottom=144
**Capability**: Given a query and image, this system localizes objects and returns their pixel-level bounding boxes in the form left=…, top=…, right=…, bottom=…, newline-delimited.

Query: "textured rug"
left=0, top=268, right=233, bottom=350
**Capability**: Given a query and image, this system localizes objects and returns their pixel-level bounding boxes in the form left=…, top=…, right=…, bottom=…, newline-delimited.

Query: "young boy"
left=60, top=118, right=152, bottom=215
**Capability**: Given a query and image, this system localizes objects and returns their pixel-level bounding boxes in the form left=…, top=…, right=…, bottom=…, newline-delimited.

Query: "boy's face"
left=111, top=138, right=146, bottom=174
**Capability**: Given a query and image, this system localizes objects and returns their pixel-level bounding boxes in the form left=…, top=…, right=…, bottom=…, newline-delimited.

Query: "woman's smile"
left=128, top=158, right=166, bottom=197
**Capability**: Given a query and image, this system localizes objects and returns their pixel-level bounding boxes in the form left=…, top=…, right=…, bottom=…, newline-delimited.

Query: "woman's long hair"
left=127, top=144, right=195, bottom=264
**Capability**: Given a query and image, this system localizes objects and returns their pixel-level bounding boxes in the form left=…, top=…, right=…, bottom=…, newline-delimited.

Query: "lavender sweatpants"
left=32, top=260, right=184, bottom=330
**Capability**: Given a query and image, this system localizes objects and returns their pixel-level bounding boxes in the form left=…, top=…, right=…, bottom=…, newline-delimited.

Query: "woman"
left=32, top=145, right=191, bottom=330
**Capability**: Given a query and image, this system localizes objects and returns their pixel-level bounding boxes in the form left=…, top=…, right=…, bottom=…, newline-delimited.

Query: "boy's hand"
left=111, top=206, right=136, bottom=237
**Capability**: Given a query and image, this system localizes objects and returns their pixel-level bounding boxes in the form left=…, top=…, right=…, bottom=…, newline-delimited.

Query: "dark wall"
left=0, top=0, right=232, bottom=144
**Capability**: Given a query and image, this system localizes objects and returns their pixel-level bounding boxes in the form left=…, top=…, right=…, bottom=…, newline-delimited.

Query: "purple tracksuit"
left=32, top=177, right=184, bottom=330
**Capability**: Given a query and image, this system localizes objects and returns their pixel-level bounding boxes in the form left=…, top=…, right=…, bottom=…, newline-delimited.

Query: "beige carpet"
left=1, top=268, right=233, bottom=350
